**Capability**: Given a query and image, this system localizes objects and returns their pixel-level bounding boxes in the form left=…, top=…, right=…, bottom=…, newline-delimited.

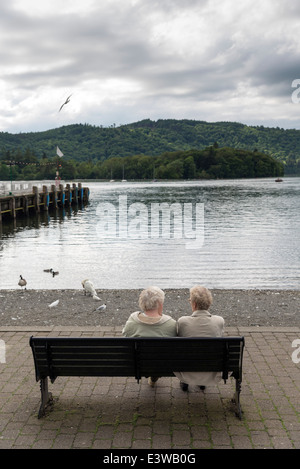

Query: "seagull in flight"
left=59, top=94, right=72, bottom=112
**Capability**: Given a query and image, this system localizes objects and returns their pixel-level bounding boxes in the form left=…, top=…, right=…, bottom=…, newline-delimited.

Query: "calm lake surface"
left=0, top=177, right=299, bottom=290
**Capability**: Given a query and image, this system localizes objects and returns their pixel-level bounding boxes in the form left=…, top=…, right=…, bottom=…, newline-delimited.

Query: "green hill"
left=0, top=119, right=299, bottom=174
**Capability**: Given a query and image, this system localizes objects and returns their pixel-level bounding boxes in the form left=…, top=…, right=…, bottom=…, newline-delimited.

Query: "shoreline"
left=0, top=288, right=299, bottom=328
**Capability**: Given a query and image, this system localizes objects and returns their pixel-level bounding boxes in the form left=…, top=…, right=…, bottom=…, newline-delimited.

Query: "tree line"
left=0, top=145, right=284, bottom=181
left=0, top=119, right=299, bottom=173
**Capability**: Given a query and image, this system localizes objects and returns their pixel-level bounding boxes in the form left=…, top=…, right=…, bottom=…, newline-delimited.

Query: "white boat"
left=109, top=169, right=115, bottom=182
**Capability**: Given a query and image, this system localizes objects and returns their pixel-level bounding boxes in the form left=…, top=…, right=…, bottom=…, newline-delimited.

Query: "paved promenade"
left=0, top=325, right=299, bottom=450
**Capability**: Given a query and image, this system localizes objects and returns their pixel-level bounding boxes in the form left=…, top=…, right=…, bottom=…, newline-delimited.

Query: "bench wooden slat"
left=34, top=366, right=136, bottom=377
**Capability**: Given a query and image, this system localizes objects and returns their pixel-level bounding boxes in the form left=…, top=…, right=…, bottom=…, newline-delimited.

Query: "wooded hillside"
left=0, top=118, right=298, bottom=175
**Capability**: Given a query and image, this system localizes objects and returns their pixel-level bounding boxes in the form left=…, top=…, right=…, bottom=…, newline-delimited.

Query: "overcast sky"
left=1, top=0, right=300, bottom=134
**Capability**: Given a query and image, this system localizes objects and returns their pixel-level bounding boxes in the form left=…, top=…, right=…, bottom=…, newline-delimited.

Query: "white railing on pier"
left=0, top=180, right=66, bottom=196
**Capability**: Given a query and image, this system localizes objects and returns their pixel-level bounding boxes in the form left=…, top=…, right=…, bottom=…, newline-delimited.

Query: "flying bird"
left=81, top=279, right=101, bottom=301
left=48, top=300, right=59, bottom=308
left=52, top=271, right=59, bottom=277
left=59, top=94, right=72, bottom=112
left=18, top=275, right=27, bottom=290
left=43, top=269, right=53, bottom=273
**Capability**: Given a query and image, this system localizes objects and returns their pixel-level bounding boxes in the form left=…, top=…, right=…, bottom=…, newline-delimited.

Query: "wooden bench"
left=29, top=336, right=245, bottom=419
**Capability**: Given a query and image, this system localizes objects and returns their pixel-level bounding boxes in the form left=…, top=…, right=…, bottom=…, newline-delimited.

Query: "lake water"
left=0, top=177, right=299, bottom=290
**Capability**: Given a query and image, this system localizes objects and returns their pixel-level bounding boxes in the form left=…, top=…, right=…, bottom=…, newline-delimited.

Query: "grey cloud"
left=1, top=5, right=157, bottom=86
left=276, top=2, right=300, bottom=18
left=2, top=0, right=300, bottom=132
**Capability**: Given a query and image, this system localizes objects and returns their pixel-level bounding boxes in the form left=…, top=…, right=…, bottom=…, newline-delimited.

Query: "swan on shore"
left=81, top=279, right=101, bottom=301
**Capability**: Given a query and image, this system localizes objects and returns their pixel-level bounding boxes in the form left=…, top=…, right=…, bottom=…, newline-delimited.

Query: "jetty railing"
left=0, top=183, right=89, bottom=223
left=0, top=180, right=65, bottom=196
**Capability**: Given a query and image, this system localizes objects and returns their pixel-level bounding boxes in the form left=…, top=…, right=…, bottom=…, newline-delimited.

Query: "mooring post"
left=23, top=195, right=29, bottom=215
left=51, top=185, right=58, bottom=209
left=66, top=184, right=71, bottom=205
left=72, top=183, right=78, bottom=203
left=59, top=184, right=65, bottom=206
left=42, top=186, right=49, bottom=211
left=78, top=182, right=83, bottom=201
left=33, top=186, right=40, bottom=213
left=84, top=187, right=90, bottom=202
left=9, top=196, right=16, bottom=219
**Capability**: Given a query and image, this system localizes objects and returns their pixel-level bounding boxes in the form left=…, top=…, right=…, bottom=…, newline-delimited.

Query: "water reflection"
left=0, top=178, right=299, bottom=290
left=0, top=202, right=88, bottom=239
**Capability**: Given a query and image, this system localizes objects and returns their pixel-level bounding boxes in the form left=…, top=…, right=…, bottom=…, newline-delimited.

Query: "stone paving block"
left=133, top=425, right=152, bottom=441
left=112, top=430, right=133, bottom=448
left=152, top=434, right=172, bottom=448
left=132, top=439, right=152, bottom=449
left=192, top=439, right=212, bottom=449
left=52, top=434, right=75, bottom=449
left=172, top=429, right=191, bottom=446
left=73, top=431, right=95, bottom=448
left=92, top=438, right=113, bottom=449
left=230, top=435, right=253, bottom=449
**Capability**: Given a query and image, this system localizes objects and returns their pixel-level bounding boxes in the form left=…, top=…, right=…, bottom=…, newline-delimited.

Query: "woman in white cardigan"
left=175, top=285, right=225, bottom=391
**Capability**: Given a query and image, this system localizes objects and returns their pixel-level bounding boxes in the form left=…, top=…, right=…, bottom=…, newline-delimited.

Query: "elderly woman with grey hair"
left=175, top=285, right=225, bottom=391
left=122, top=286, right=177, bottom=386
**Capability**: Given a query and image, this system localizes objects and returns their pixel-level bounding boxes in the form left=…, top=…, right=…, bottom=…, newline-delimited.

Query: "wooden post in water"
left=66, top=184, right=71, bottom=205
left=23, top=195, right=29, bottom=215
left=51, top=184, right=58, bottom=209
left=42, top=186, right=49, bottom=212
left=71, top=184, right=75, bottom=203
left=59, top=183, right=65, bottom=206
left=78, top=182, right=83, bottom=202
left=33, top=186, right=40, bottom=213
left=72, top=183, right=78, bottom=204
left=9, top=196, right=16, bottom=219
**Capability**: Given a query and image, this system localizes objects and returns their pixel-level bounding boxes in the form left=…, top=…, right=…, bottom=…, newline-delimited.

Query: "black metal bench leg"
left=232, top=379, right=242, bottom=420
left=38, top=377, right=53, bottom=418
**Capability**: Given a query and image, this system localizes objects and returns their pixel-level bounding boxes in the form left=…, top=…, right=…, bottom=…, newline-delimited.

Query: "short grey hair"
left=139, top=286, right=165, bottom=312
left=190, top=286, right=213, bottom=310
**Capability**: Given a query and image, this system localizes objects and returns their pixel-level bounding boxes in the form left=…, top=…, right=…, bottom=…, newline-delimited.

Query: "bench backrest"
left=30, top=336, right=245, bottom=383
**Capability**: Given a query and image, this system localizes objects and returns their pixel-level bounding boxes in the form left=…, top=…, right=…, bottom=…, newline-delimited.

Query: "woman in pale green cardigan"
left=122, top=286, right=177, bottom=386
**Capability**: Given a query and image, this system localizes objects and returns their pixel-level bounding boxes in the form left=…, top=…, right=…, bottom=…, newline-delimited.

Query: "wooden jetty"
left=0, top=183, right=89, bottom=223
